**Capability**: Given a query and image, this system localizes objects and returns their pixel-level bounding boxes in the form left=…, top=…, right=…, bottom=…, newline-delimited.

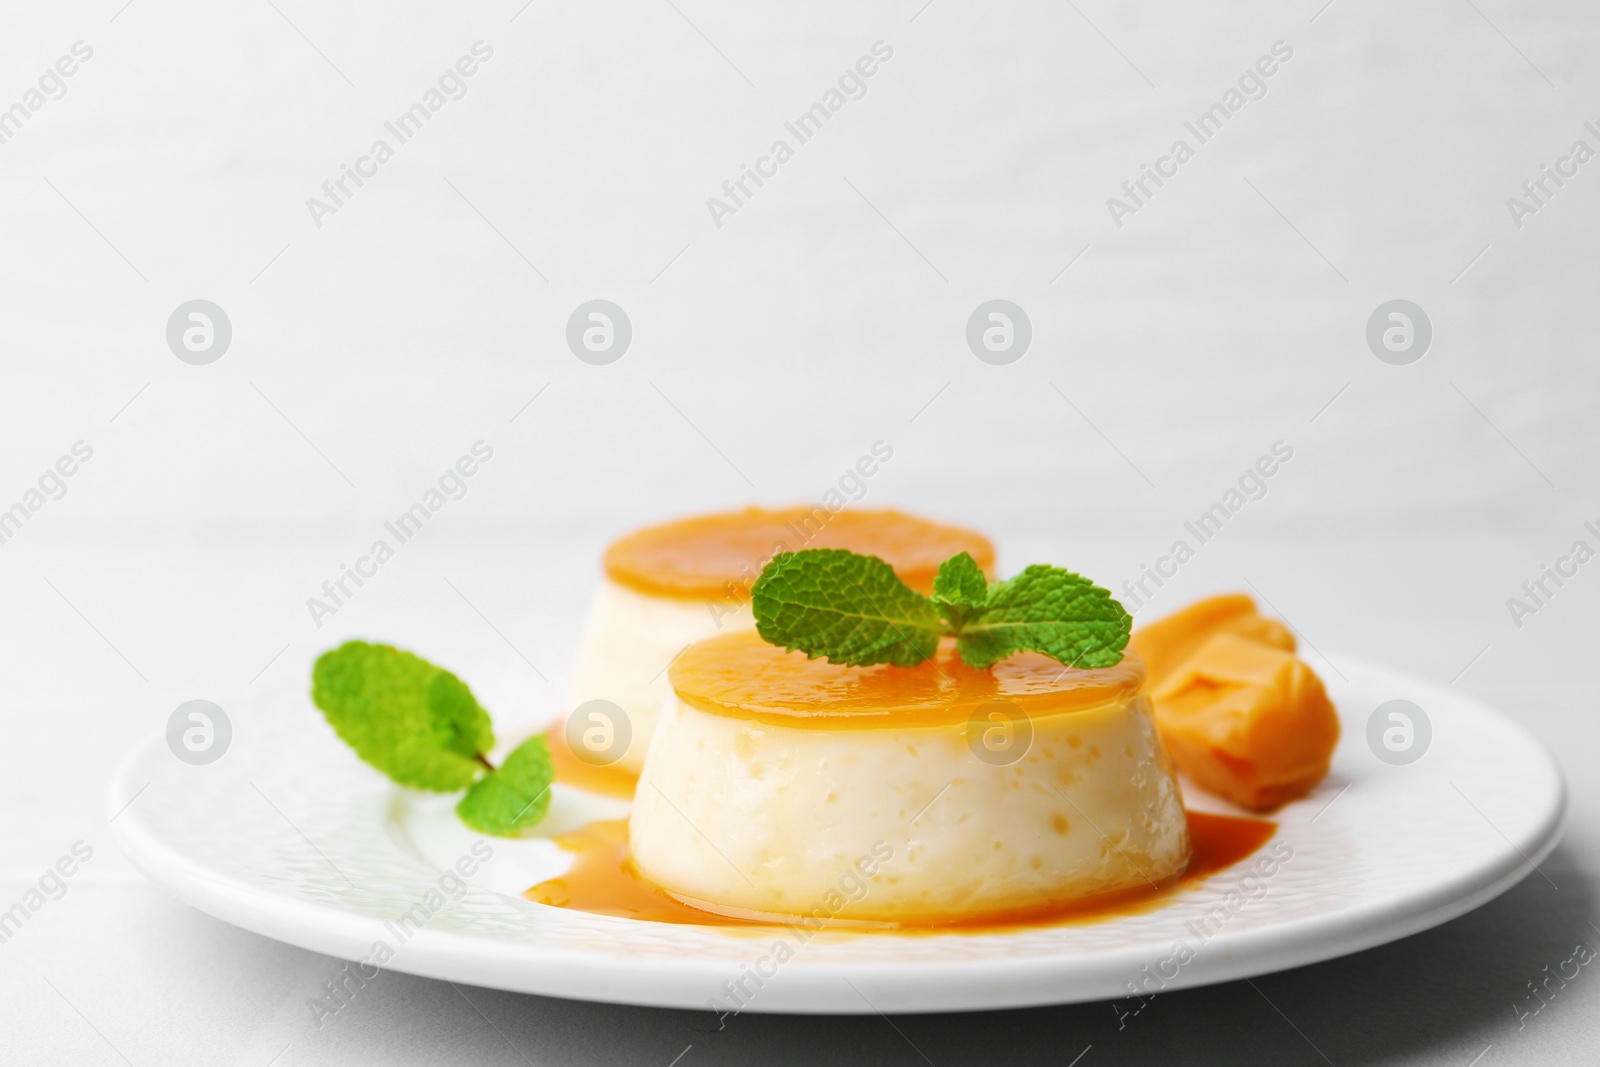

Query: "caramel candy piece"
left=1131, top=593, right=1293, bottom=681
left=1132, top=596, right=1338, bottom=811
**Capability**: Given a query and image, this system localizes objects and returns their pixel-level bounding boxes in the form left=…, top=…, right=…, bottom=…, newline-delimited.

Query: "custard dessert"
left=629, top=631, right=1190, bottom=925
left=567, top=507, right=994, bottom=773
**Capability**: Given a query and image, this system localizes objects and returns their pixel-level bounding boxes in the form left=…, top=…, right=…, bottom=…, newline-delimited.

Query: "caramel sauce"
left=1180, top=809, right=1279, bottom=880
left=546, top=725, right=638, bottom=800
left=671, top=631, right=1146, bottom=729
left=523, top=810, right=1276, bottom=933
left=603, top=506, right=995, bottom=600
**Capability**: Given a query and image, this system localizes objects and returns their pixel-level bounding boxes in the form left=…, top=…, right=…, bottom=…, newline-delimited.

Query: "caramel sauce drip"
left=524, top=810, right=1277, bottom=933
left=603, top=506, right=995, bottom=600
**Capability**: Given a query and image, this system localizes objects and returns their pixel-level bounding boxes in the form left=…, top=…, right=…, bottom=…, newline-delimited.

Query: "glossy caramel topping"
left=525, top=811, right=1275, bottom=931
left=669, top=631, right=1144, bottom=729
left=603, top=506, right=995, bottom=600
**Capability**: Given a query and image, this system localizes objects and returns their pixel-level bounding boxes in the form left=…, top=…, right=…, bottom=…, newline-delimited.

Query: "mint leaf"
left=427, top=670, right=495, bottom=755
left=751, top=549, right=944, bottom=667
left=456, top=735, right=554, bottom=836
left=311, top=641, right=494, bottom=791
left=955, top=565, right=1131, bottom=670
left=932, top=550, right=988, bottom=630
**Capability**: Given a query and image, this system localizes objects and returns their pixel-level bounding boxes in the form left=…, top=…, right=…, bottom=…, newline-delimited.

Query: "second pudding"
left=567, top=506, right=995, bottom=773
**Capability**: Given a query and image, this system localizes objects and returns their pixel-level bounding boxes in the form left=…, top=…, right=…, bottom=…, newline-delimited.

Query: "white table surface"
left=2, top=1, right=1598, bottom=1063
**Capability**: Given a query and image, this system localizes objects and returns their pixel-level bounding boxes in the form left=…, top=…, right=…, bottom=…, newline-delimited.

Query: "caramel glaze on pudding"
left=568, top=507, right=996, bottom=774
left=603, top=506, right=996, bottom=599
left=626, top=632, right=1193, bottom=926
left=666, top=629, right=1143, bottom=727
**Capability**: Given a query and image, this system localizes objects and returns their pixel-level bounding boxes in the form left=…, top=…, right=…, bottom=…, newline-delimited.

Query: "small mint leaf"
left=955, top=565, right=1130, bottom=670
left=932, top=551, right=988, bottom=630
left=751, top=549, right=943, bottom=667
left=456, top=735, right=554, bottom=836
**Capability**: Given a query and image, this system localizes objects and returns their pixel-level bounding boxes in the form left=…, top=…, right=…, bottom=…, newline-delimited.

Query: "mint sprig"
left=752, top=549, right=1130, bottom=670
left=311, top=640, right=554, bottom=836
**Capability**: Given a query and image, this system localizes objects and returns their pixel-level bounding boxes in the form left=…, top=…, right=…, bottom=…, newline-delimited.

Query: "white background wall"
left=1, top=1, right=1597, bottom=1063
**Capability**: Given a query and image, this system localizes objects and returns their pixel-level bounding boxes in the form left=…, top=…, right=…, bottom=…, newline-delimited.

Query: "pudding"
left=629, top=631, right=1190, bottom=925
left=567, top=507, right=994, bottom=773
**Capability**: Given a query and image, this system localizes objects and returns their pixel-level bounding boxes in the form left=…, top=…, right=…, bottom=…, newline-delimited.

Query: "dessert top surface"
left=603, top=506, right=996, bottom=599
left=669, top=630, right=1144, bottom=728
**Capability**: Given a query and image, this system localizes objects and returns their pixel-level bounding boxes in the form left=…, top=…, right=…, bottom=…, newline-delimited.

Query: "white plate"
left=109, top=658, right=1565, bottom=1014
